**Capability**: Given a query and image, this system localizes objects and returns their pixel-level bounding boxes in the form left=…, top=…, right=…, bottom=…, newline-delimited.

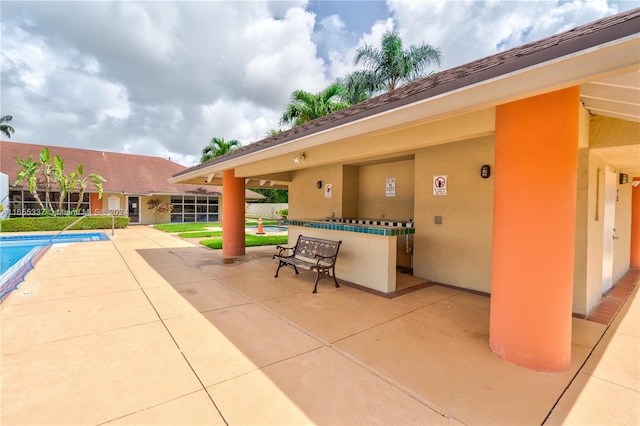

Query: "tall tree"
left=38, top=147, right=56, bottom=212
left=14, top=148, right=106, bottom=215
left=336, top=71, right=377, bottom=105
left=0, top=115, right=15, bottom=138
left=354, top=31, right=442, bottom=93
left=280, top=84, right=350, bottom=127
left=71, top=164, right=105, bottom=210
left=14, top=156, right=46, bottom=212
left=201, top=137, right=241, bottom=163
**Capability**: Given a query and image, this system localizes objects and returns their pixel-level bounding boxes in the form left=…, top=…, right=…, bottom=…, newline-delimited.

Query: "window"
left=170, top=195, right=219, bottom=222
left=8, top=190, right=89, bottom=217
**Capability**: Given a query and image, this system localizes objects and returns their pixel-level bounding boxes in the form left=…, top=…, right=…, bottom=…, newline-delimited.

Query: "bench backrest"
left=294, top=235, right=341, bottom=260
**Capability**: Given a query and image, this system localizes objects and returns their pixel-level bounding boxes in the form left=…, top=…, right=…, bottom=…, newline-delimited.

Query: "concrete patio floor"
left=1, top=226, right=637, bottom=425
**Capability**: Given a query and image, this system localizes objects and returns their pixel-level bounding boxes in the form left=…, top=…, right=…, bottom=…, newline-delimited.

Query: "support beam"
left=490, top=87, right=580, bottom=372
left=222, top=169, right=246, bottom=257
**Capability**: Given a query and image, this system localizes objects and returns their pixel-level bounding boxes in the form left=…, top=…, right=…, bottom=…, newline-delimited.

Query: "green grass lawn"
left=154, top=221, right=287, bottom=249
left=199, top=234, right=288, bottom=249
left=155, top=220, right=279, bottom=233
left=154, top=222, right=220, bottom=232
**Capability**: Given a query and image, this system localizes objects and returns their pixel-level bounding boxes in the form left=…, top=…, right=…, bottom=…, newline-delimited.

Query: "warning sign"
left=433, top=175, right=447, bottom=195
left=385, top=177, right=396, bottom=197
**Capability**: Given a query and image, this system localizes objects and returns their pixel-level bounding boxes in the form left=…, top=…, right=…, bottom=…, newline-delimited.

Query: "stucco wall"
left=358, top=159, right=415, bottom=268
left=289, top=164, right=345, bottom=219
left=140, top=195, right=172, bottom=225
left=574, top=147, right=636, bottom=316
left=246, top=203, right=288, bottom=219
left=413, top=136, right=494, bottom=292
left=573, top=149, right=591, bottom=314
left=358, top=159, right=414, bottom=220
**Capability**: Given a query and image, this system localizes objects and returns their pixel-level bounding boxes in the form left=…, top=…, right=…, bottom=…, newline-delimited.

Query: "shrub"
left=0, top=216, right=130, bottom=232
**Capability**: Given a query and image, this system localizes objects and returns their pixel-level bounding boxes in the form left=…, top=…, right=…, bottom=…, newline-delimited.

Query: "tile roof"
left=174, top=7, right=640, bottom=178
left=1, top=141, right=263, bottom=198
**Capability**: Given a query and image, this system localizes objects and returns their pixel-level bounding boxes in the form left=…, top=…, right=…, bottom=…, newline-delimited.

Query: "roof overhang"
left=170, top=15, right=639, bottom=185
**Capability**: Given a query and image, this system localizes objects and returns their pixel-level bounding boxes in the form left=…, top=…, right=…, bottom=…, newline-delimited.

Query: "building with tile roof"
left=1, top=141, right=263, bottom=224
left=171, top=9, right=640, bottom=372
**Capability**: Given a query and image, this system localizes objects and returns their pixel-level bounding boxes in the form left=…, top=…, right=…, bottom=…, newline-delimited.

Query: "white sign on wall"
left=433, top=175, right=447, bottom=195
left=108, top=196, right=121, bottom=210
left=325, top=183, right=332, bottom=198
left=385, top=177, right=396, bottom=197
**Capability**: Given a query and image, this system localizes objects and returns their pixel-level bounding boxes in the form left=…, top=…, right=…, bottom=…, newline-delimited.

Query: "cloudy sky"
left=2, top=0, right=637, bottom=166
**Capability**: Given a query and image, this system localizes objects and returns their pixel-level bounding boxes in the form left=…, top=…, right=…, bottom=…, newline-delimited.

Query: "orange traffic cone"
left=256, top=218, right=265, bottom=235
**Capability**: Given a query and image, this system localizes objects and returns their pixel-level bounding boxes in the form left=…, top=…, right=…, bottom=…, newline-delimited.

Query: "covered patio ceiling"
left=581, top=70, right=640, bottom=175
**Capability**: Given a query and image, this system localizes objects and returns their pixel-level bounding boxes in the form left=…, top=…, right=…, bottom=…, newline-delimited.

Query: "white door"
left=601, top=168, right=616, bottom=293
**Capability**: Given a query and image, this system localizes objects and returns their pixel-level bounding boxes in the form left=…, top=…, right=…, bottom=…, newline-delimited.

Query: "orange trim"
left=490, top=87, right=580, bottom=372
left=631, top=178, right=640, bottom=268
left=90, top=193, right=102, bottom=214
left=222, top=169, right=246, bottom=256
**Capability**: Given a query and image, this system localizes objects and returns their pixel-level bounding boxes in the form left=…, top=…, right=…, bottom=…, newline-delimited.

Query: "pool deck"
left=1, top=226, right=638, bottom=425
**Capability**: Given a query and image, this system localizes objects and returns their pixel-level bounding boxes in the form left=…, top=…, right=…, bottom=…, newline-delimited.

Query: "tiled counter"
left=286, top=219, right=414, bottom=293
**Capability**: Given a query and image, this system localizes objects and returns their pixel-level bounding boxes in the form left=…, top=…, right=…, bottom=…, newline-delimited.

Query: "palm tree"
left=71, top=163, right=105, bottom=210
left=39, top=147, right=56, bottom=212
left=266, top=129, right=282, bottom=137
left=354, top=31, right=442, bottom=93
left=336, top=71, right=377, bottom=105
left=201, top=137, right=241, bottom=163
left=14, top=156, right=46, bottom=212
left=280, top=84, right=350, bottom=127
left=0, top=115, right=15, bottom=138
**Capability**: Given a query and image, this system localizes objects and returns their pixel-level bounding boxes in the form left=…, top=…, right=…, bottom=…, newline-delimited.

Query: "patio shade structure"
left=170, top=9, right=640, bottom=372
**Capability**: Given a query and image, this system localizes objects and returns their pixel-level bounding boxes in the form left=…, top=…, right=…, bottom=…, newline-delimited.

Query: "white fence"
left=245, top=203, right=288, bottom=219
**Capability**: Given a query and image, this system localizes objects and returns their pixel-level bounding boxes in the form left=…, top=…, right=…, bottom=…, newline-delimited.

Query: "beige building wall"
left=573, top=148, right=591, bottom=315
left=140, top=195, right=172, bottom=225
left=289, top=164, right=345, bottom=219
left=358, top=159, right=414, bottom=220
left=358, top=159, right=415, bottom=268
left=342, top=166, right=359, bottom=218
left=574, top=115, right=638, bottom=315
left=102, top=194, right=126, bottom=216
left=413, top=136, right=495, bottom=292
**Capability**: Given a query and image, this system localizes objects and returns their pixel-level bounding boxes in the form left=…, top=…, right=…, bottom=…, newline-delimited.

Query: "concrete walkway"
left=1, top=226, right=637, bottom=425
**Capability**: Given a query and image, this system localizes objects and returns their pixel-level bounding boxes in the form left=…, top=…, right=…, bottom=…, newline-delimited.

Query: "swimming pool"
left=0, top=232, right=110, bottom=301
left=245, top=225, right=288, bottom=232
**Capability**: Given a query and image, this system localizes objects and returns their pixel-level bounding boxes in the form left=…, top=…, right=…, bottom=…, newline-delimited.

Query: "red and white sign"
left=433, top=175, right=447, bottom=195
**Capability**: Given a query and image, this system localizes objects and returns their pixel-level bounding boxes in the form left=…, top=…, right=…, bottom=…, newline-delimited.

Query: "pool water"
left=0, top=232, right=110, bottom=300
left=245, top=225, right=288, bottom=232
left=1, top=243, right=41, bottom=274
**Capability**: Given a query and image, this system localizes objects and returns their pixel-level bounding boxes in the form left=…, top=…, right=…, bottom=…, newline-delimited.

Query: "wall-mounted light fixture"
left=292, top=153, right=305, bottom=164
left=480, top=164, right=491, bottom=179
left=619, top=173, right=628, bottom=184
left=316, top=180, right=322, bottom=189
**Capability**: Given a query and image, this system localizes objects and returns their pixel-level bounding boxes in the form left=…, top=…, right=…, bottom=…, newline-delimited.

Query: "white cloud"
left=387, top=0, right=621, bottom=70
left=240, top=6, right=328, bottom=107
left=326, top=17, right=395, bottom=80
left=0, top=0, right=634, bottom=168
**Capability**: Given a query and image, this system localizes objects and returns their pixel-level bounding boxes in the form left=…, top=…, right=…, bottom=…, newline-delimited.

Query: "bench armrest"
left=275, top=245, right=295, bottom=257
left=314, top=254, right=336, bottom=263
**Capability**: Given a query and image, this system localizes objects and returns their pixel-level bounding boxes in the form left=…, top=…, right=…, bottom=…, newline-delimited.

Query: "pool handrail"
left=51, top=215, right=88, bottom=241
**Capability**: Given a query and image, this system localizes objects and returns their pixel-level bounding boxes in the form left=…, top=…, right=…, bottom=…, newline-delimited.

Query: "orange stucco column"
left=631, top=178, right=640, bottom=268
left=490, top=87, right=580, bottom=372
left=222, top=169, right=246, bottom=257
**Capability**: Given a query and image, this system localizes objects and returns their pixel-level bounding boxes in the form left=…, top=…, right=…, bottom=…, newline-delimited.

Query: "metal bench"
left=273, top=235, right=342, bottom=293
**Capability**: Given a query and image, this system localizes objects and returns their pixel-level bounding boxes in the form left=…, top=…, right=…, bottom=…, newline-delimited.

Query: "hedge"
left=0, top=216, right=130, bottom=232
